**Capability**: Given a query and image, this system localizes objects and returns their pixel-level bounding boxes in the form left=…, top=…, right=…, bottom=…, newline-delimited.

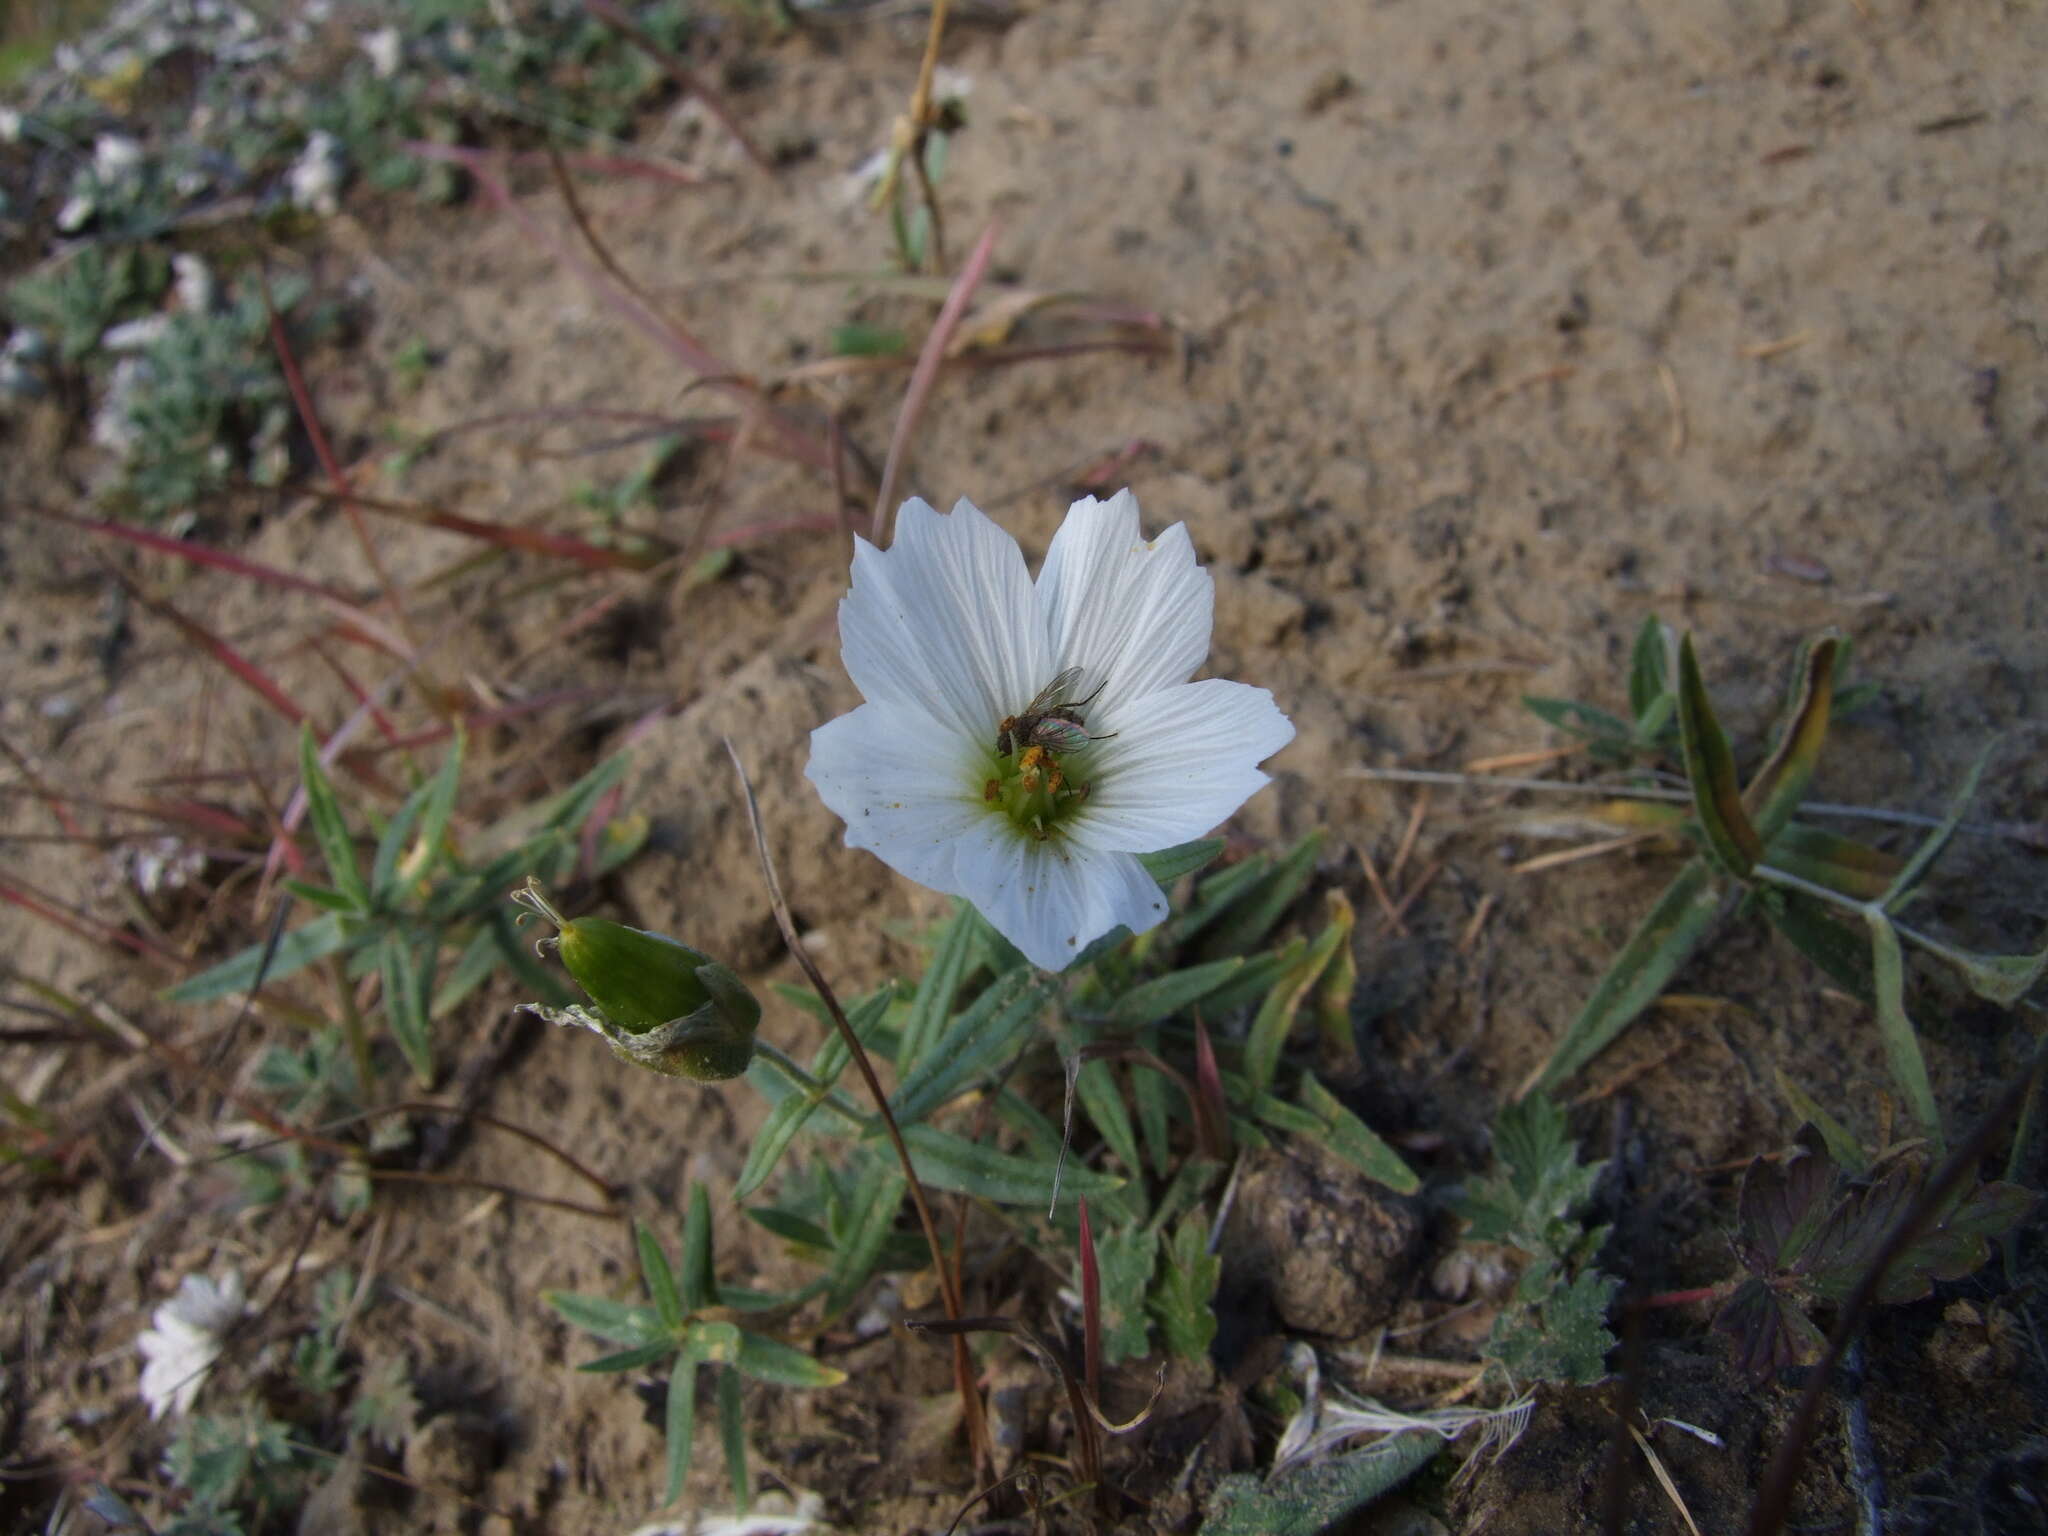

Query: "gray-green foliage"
left=719, top=834, right=1415, bottom=1370
left=5, top=243, right=167, bottom=362
left=108, top=274, right=306, bottom=517
left=1455, top=1095, right=1618, bottom=1386
left=546, top=1184, right=845, bottom=1510
left=1526, top=618, right=2048, bottom=1152
left=168, top=728, right=644, bottom=1124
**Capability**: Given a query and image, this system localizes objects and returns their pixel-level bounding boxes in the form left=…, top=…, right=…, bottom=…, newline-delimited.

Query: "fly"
left=995, top=666, right=1115, bottom=757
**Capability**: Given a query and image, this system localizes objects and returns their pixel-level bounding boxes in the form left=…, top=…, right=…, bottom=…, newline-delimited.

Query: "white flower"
left=807, top=491, right=1293, bottom=971
left=362, top=25, right=403, bottom=79
left=137, top=1270, right=245, bottom=1419
left=287, top=131, right=347, bottom=216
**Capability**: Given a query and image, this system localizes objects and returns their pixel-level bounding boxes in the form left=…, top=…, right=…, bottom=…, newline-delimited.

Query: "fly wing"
left=1022, top=665, right=1087, bottom=716
left=1031, top=716, right=1095, bottom=753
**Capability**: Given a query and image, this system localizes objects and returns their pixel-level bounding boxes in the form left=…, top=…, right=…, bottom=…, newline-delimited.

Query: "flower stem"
left=749, top=1039, right=870, bottom=1129
left=725, top=740, right=993, bottom=1474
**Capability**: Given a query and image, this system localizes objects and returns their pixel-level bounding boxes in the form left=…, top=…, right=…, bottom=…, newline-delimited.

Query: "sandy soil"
left=4, top=1, right=2046, bottom=1532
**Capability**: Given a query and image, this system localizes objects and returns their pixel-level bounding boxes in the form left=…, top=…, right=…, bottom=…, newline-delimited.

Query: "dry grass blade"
left=1629, top=1424, right=1705, bottom=1536
left=313, top=488, right=669, bottom=571
left=107, top=568, right=310, bottom=727
left=872, top=221, right=1001, bottom=543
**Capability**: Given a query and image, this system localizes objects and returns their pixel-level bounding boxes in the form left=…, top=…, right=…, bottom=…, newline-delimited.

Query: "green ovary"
left=979, top=745, right=1095, bottom=842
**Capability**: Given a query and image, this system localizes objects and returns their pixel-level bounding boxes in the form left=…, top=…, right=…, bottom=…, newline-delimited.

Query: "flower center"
left=981, top=743, right=1094, bottom=841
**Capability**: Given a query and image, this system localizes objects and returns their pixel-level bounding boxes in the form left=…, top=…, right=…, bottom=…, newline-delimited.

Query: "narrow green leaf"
left=1773, top=1069, right=1869, bottom=1177
left=1200, top=831, right=1325, bottom=960
left=1627, top=615, right=1671, bottom=727
left=1522, top=695, right=1633, bottom=746
left=1744, top=632, right=1839, bottom=841
left=899, top=902, right=977, bottom=1065
left=539, top=752, right=630, bottom=835
left=717, top=1367, right=749, bottom=1512
left=1883, top=734, right=2004, bottom=913
left=1106, top=958, right=1246, bottom=1029
left=299, top=725, right=370, bottom=912
left=663, top=1354, right=697, bottom=1504
left=544, top=1290, right=662, bottom=1346
left=1673, top=635, right=1763, bottom=878
left=680, top=1183, right=716, bottom=1312
left=411, top=731, right=465, bottom=883
left=1945, top=937, right=2048, bottom=1009
left=1137, top=837, right=1227, bottom=886
left=379, top=933, right=435, bottom=1084
left=1198, top=939, right=1306, bottom=1016
left=1243, top=904, right=1348, bottom=1097
left=1132, top=1029, right=1174, bottom=1178
left=745, top=1206, right=835, bottom=1253
left=889, top=968, right=1052, bottom=1126
left=163, top=912, right=351, bottom=1003
left=1758, top=887, right=1875, bottom=1002
left=1297, top=1075, right=1420, bottom=1193
left=1763, top=823, right=1899, bottom=901
left=578, top=1340, right=677, bottom=1374
left=1531, top=858, right=1723, bottom=1092
left=1863, top=911, right=1943, bottom=1152
left=733, top=1330, right=846, bottom=1388
left=1164, top=853, right=1272, bottom=948
left=824, top=1162, right=906, bottom=1319
left=282, top=880, right=360, bottom=914
left=901, top=1124, right=1123, bottom=1205
left=430, top=923, right=501, bottom=1018
left=1076, top=1055, right=1144, bottom=1177
left=637, top=1221, right=684, bottom=1332
left=369, top=779, right=429, bottom=904
left=734, top=1093, right=829, bottom=1202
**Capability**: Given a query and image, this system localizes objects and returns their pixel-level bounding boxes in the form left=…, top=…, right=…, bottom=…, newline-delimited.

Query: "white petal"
left=950, top=825, right=1168, bottom=971
left=1071, top=679, right=1295, bottom=852
left=839, top=497, right=1050, bottom=744
left=1038, top=490, right=1213, bottom=706
left=806, top=701, right=988, bottom=893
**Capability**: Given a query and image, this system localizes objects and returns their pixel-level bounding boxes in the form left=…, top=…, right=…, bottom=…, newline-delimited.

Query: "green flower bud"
left=511, top=879, right=759, bottom=1081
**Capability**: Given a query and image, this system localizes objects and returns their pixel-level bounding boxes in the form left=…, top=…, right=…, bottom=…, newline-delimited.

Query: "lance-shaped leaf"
left=545, top=1291, right=664, bottom=1347
left=299, top=726, right=371, bottom=913
left=1106, top=957, right=1246, bottom=1029
left=1137, top=836, right=1226, bottom=886
left=1673, top=634, right=1764, bottom=878
left=1627, top=614, right=1674, bottom=740
left=637, top=1221, right=684, bottom=1333
left=379, top=932, right=436, bottom=1084
left=717, top=1367, right=749, bottom=1513
left=901, top=1123, right=1122, bottom=1204
left=823, top=1160, right=906, bottom=1320
left=1762, top=823, right=1899, bottom=901
left=897, top=902, right=977, bottom=1064
left=1743, top=630, right=1838, bottom=840
left=1863, top=910, right=1943, bottom=1151
left=1528, top=858, right=1723, bottom=1093
left=1296, top=1075, right=1419, bottom=1194
left=1164, top=851, right=1273, bottom=948
left=888, top=968, right=1052, bottom=1125
left=1521, top=694, right=1634, bottom=752
left=1201, top=831, right=1325, bottom=960
left=1755, top=885, right=1875, bottom=1002
left=164, top=911, right=352, bottom=1003
left=1773, top=1070, right=1869, bottom=1177
left=663, top=1346, right=698, bottom=1504
left=679, top=1183, right=717, bottom=1312
left=732, top=1330, right=846, bottom=1388
left=1883, top=733, right=2002, bottom=913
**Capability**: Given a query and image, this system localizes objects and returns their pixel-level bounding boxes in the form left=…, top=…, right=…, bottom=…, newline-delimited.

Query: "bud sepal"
left=511, top=879, right=759, bottom=1081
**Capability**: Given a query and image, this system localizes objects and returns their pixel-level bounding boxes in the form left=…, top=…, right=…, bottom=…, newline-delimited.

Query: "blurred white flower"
left=287, top=130, right=346, bottom=216
left=807, top=491, right=1293, bottom=971
left=93, top=134, right=145, bottom=181
left=362, top=25, right=403, bottom=79
left=137, top=1270, right=245, bottom=1419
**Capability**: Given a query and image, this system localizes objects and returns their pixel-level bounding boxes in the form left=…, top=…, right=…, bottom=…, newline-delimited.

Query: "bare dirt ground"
left=4, top=2, right=2046, bottom=1532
